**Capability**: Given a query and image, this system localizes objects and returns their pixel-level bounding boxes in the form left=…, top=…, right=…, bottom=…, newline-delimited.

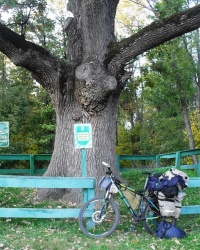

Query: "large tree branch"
left=0, top=22, right=71, bottom=93
left=107, top=4, right=200, bottom=75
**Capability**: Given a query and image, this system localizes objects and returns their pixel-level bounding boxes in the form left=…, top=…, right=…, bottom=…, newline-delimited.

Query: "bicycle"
left=78, top=162, right=176, bottom=238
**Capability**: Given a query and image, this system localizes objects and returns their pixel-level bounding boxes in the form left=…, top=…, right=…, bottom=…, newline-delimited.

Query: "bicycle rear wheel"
left=78, top=196, right=120, bottom=238
left=143, top=198, right=176, bottom=235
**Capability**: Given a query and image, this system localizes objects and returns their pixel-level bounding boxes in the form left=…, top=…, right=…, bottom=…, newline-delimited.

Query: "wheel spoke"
left=78, top=196, right=120, bottom=238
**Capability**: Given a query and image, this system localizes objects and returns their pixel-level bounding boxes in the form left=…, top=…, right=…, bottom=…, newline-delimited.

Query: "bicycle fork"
left=97, top=192, right=112, bottom=220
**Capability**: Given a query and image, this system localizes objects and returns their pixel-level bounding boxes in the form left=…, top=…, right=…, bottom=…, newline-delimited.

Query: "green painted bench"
left=0, top=175, right=95, bottom=218
left=181, top=177, right=200, bottom=215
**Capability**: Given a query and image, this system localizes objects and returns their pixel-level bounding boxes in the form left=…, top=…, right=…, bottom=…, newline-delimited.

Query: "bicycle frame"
left=109, top=182, right=160, bottom=222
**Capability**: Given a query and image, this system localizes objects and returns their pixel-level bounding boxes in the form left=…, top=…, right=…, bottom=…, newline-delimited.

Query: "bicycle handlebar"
left=102, top=161, right=113, bottom=175
left=102, top=161, right=110, bottom=168
left=102, top=162, right=155, bottom=178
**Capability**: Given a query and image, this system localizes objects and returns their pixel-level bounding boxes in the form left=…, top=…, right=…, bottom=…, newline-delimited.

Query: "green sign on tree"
left=0, top=122, right=9, bottom=147
left=74, top=124, right=92, bottom=149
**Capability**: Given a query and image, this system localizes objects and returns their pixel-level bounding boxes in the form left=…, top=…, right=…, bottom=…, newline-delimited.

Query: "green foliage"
left=154, top=0, right=187, bottom=18
left=139, top=113, right=187, bottom=155
left=0, top=54, right=56, bottom=160
left=117, top=124, right=141, bottom=155
left=186, top=110, right=200, bottom=149
left=142, top=39, right=196, bottom=149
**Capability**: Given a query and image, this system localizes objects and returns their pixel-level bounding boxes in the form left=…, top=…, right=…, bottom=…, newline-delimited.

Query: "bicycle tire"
left=78, top=196, right=120, bottom=238
left=143, top=197, right=177, bottom=235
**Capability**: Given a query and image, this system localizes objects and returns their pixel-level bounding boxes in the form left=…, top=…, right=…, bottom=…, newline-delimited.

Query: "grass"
left=0, top=169, right=199, bottom=250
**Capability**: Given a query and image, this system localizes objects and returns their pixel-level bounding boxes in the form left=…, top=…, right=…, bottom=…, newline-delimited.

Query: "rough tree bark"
left=0, top=1, right=200, bottom=203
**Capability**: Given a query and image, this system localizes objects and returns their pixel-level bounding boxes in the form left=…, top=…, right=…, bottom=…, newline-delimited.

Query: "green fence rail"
left=0, top=175, right=95, bottom=218
left=116, top=149, right=200, bottom=176
left=0, top=154, right=51, bottom=175
left=0, top=175, right=198, bottom=218
left=0, top=149, right=200, bottom=175
left=182, top=177, right=200, bottom=215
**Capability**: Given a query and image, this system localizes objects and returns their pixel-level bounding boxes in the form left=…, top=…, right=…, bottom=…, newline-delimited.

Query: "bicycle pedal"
left=131, top=217, right=139, bottom=224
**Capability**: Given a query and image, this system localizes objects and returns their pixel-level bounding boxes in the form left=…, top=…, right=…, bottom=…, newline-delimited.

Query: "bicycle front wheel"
left=143, top=198, right=176, bottom=235
left=78, top=196, right=120, bottom=238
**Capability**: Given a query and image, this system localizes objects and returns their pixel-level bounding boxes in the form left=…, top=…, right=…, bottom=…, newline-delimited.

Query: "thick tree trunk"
left=37, top=92, right=119, bottom=203
left=34, top=0, right=120, bottom=203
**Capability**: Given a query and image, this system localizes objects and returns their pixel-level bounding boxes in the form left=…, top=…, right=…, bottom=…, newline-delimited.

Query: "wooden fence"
left=0, top=154, right=51, bottom=175
left=181, top=177, right=200, bottom=215
left=0, top=175, right=198, bottom=218
left=0, top=150, right=199, bottom=217
left=0, top=175, right=95, bottom=218
left=116, top=148, right=200, bottom=176
left=0, top=149, right=200, bottom=176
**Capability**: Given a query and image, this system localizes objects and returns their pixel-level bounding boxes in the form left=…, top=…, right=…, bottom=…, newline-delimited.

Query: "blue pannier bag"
left=146, top=175, right=187, bottom=192
left=156, top=221, right=186, bottom=239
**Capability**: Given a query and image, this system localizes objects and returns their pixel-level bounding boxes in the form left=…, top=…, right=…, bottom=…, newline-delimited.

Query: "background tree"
left=0, top=0, right=200, bottom=202
left=117, top=0, right=200, bottom=165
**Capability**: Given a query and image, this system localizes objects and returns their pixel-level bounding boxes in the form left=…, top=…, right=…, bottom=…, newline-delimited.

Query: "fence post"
left=175, top=151, right=181, bottom=168
left=30, top=154, right=35, bottom=176
left=156, top=155, right=160, bottom=168
left=116, top=155, right=120, bottom=171
left=198, top=161, right=200, bottom=177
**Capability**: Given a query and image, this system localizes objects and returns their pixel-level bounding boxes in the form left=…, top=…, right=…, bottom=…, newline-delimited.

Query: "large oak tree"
left=0, top=1, right=200, bottom=202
